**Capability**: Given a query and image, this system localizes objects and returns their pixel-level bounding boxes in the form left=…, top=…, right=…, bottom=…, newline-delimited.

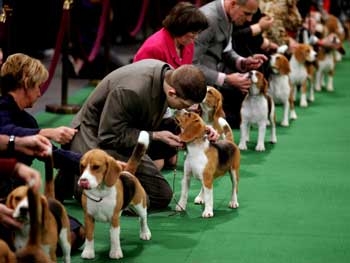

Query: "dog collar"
left=83, top=192, right=103, bottom=202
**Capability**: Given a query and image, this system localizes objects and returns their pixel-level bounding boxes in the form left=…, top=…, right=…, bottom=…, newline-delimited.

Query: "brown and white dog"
left=268, top=52, right=293, bottom=127
left=6, top=154, right=71, bottom=263
left=78, top=130, right=151, bottom=259
left=199, top=86, right=234, bottom=141
left=289, top=43, right=317, bottom=109
left=175, top=111, right=240, bottom=218
left=314, top=14, right=346, bottom=92
left=239, top=70, right=277, bottom=151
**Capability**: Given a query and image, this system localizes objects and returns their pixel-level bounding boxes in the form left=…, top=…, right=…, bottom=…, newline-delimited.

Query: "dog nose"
left=78, top=178, right=90, bottom=189
left=19, top=207, right=28, bottom=216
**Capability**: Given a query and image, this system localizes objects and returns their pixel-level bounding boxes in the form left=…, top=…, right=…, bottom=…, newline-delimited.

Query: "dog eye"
left=92, top=165, right=100, bottom=170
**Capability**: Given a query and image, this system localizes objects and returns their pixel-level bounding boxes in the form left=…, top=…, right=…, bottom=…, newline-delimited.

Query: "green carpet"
left=33, top=43, right=350, bottom=262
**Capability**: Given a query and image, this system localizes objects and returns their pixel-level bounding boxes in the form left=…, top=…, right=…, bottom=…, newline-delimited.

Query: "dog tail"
left=27, top=186, right=42, bottom=246
left=218, top=117, right=234, bottom=142
left=124, top=130, right=150, bottom=174
left=44, top=147, right=55, bottom=200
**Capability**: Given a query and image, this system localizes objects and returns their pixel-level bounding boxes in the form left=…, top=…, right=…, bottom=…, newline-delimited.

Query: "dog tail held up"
left=44, top=147, right=55, bottom=200
left=15, top=186, right=51, bottom=263
left=218, top=117, right=234, bottom=142
left=124, top=130, right=150, bottom=174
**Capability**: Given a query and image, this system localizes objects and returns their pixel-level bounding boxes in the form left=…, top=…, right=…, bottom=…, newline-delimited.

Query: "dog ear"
left=294, top=44, right=305, bottom=62
left=5, top=192, right=15, bottom=209
left=104, top=156, right=122, bottom=187
left=279, top=55, right=291, bottom=75
left=214, top=91, right=225, bottom=120
left=180, top=118, right=206, bottom=143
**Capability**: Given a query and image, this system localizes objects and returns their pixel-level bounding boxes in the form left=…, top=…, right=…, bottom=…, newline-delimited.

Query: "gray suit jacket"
left=70, top=59, right=170, bottom=156
left=193, top=0, right=240, bottom=86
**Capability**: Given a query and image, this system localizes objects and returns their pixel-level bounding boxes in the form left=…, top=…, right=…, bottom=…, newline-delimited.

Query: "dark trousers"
left=105, top=151, right=173, bottom=211
left=218, top=84, right=246, bottom=129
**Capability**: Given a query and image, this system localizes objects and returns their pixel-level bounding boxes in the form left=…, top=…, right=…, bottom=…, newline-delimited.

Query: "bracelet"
left=7, top=135, right=15, bottom=154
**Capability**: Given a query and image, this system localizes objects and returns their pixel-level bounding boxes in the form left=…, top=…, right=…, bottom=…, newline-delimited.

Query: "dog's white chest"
left=185, top=141, right=209, bottom=179
left=241, top=95, right=268, bottom=124
left=318, top=53, right=335, bottom=72
left=289, top=58, right=308, bottom=85
left=86, top=187, right=117, bottom=222
left=268, top=75, right=290, bottom=103
left=14, top=225, right=30, bottom=250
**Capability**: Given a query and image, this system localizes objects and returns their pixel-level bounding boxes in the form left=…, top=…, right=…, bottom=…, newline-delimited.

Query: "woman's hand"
left=40, top=126, right=78, bottom=144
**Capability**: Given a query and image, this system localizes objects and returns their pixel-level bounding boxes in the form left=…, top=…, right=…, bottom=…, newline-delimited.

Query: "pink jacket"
left=133, top=28, right=193, bottom=68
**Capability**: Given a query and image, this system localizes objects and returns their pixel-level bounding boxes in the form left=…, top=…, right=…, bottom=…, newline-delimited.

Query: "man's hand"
left=243, top=54, right=268, bottom=70
left=152, top=130, right=184, bottom=148
left=225, top=72, right=251, bottom=93
left=205, top=126, right=219, bottom=142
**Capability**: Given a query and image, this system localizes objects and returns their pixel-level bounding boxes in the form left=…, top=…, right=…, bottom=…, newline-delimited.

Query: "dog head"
left=79, top=149, right=123, bottom=189
left=270, top=53, right=291, bottom=75
left=6, top=186, right=50, bottom=231
left=200, top=86, right=225, bottom=119
left=175, top=111, right=207, bottom=143
left=248, top=70, right=268, bottom=96
left=6, top=186, right=30, bottom=223
left=293, top=43, right=317, bottom=63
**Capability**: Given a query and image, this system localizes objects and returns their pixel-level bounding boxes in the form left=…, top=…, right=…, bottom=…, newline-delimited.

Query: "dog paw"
left=202, top=210, right=214, bottom=218
left=255, top=144, right=265, bottom=151
left=326, top=85, right=334, bottom=92
left=81, top=249, right=95, bottom=259
left=109, top=248, right=123, bottom=259
left=175, top=203, right=186, bottom=212
left=280, top=120, right=289, bottom=127
left=300, top=100, right=308, bottom=108
left=238, top=142, right=247, bottom=150
left=194, top=196, right=204, bottom=204
left=140, top=229, right=152, bottom=240
left=290, top=111, right=297, bottom=120
left=228, top=201, right=239, bottom=209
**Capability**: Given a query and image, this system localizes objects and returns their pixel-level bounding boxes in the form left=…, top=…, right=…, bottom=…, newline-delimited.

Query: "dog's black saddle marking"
left=120, top=172, right=136, bottom=210
left=48, top=198, right=64, bottom=232
left=210, top=141, right=235, bottom=166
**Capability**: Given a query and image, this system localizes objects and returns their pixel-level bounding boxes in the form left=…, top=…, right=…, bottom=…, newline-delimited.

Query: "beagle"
left=315, top=15, right=345, bottom=92
left=289, top=43, right=317, bottom=109
left=200, top=86, right=234, bottom=141
left=15, top=186, right=52, bottom=263
left=78, top=131, right=151, bottom=259
left=175, top=111, right=240, bottom=218
left=268, top=52, right=293, bottom=126
left=239, top=70, right=277, bottom=151
left=6, top=155, right=71, bottom=263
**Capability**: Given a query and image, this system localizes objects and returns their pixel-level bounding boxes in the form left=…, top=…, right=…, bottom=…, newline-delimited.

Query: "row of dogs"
left=0, top=39, right=344, bottom=263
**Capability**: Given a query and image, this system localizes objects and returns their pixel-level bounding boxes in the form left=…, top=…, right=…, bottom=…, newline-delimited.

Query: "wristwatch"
left=7, top=135, right=15, bottom=153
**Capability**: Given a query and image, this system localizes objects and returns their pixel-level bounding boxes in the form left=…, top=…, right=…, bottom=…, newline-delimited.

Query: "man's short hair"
left=166, top=65, right=207, bottom=103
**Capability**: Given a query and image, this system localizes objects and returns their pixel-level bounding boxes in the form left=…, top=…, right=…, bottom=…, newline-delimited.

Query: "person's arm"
left=0, top=134, right=51, bottom=157
left=98, top=88, right=146, bottom=152
left=193, top=25, right=241, bottom=86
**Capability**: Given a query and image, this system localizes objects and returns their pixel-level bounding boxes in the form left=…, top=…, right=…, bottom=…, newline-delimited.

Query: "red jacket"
left=133, top=28, right=193, bottom=68
left=0, top=158, right=17, bottom=176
